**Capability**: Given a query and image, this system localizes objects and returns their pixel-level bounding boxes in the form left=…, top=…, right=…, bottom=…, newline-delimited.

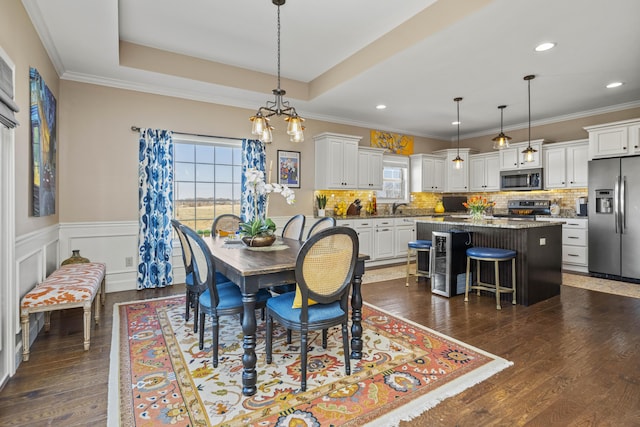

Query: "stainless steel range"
left=493, top=200, right=551, bottom=220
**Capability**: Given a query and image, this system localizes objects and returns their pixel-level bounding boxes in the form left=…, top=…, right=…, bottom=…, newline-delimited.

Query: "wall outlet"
left=125, top=256, right=134, bottom=267
left=539, top=238, right=546, bottom=246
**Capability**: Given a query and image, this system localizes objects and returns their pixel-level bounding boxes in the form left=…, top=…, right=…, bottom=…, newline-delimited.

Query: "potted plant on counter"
left=316, top=194, right=327, bottom=217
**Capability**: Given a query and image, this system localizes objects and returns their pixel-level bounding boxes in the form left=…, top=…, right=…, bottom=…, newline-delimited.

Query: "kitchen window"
left=376, top=155, right=410, bottom=203
left=173, top=135, right=242, bottom=233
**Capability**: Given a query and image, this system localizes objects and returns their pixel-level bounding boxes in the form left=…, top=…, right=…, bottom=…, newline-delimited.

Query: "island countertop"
left=415, top=216, right=566, bottom=229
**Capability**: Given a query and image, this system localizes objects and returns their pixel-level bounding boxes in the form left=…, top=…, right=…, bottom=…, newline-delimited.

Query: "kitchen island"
left=416, top=217, right=563, bottom=306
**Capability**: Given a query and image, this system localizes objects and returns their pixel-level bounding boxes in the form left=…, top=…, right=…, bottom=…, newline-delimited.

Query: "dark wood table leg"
left=350, top=259, right=365, bottom=359
left=241, top=292, right=258, bottom=396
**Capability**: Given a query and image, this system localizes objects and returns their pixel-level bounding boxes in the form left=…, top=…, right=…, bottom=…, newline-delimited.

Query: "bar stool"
left=464, top=247, right=516, bottom=309
left=406, top=240, right=432, bottom=286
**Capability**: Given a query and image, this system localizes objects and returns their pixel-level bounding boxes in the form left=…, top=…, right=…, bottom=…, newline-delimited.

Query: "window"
left=376, top=155, right=410, bottom=203
left=173, top=135, right=242, bottom=233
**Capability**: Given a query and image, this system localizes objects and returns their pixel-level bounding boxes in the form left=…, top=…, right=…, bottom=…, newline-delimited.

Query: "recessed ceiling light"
left=606, top=82, right=624, bottom=89
left=451, top=121, right=460, bottom=125
left=535, top=42, right=556, bottom=52
left=376, top=104, right=387, bottom=110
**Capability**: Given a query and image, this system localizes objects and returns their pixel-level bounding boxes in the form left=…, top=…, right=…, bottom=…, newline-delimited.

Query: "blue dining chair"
left=271, top=214, right=307, bottom=295
left=265, top=226, right=358, bottom=391
left=210, top=214, right=242, bottom=284
left=180, top=224, right=271, bottom=367
left=171, top=219, right=235, bottom=333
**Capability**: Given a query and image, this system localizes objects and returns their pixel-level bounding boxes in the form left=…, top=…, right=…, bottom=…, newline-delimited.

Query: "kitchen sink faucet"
left=392, top=202, right=408, bottom=214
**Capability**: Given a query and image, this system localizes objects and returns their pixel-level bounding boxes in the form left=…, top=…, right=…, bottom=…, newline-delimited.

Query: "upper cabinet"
left=314, top=133, right=361, bottom=189
left=434, top=148, right=477, bottom=192
left=410, top=154, right=445, bottom=193
left=543, top=140, right=589, bottom=189
left=357, top=147, right=385, bottom=190
left=585, top=118, right=640, bottom=159
left=469, top=152, right=500, bottom=192
left=499, top=140, right=545, bottom=170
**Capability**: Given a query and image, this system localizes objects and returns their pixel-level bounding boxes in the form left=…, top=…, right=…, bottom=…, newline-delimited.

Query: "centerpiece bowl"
left=242, top=235, right=277, bottom=247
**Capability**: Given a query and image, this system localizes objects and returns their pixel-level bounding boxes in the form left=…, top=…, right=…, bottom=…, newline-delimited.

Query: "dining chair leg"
left=322, top=329, right=328, bottom=348
left=342, top=322, right=351, bottom=375
left=193, top=296, right=199, bottom=333
left=212, top=315, right=219, bottom=368
left=266, top=315, right=273, bottom=364
left=185, top=290, right=190, bottom=322
left=301, top=331, right=308, bottom=391
left=286, top=329, right=292, bottom=344
left=198, top=312, right=205, bottom=350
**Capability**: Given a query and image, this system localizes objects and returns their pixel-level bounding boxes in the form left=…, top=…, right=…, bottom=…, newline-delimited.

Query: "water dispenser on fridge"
left=595, top=190, right=613, bottom=214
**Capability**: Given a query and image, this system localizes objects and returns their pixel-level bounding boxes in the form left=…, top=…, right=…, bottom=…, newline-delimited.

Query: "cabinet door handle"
left=567, top=254, right=580, bottom=257
left=568, top=236, right=579, bottom=239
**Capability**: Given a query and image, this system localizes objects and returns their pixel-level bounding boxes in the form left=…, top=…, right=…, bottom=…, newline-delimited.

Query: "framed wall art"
left=277, top=150, right=300, bottom=188
left=30, top=67, right=57, bottom=217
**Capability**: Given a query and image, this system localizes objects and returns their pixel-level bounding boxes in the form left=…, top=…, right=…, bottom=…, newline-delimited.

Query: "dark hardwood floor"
left=1, top=276, right=639, bottom=426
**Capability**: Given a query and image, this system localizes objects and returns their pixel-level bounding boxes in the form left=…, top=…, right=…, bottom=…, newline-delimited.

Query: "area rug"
left=108, top=296, right=512, bottom=426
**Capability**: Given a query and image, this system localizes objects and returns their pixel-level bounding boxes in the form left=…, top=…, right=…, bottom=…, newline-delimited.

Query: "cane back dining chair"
left=180, top=224, right=272, bottom=367
left=306, top=216, right=336, bottom=239
left=211, top=214, right=242, bottom=284
left=265, top=226, right=359, bottom=391
left=171, top=219, right=234, bottom=333
left=281, top=214, right=306, bottom=241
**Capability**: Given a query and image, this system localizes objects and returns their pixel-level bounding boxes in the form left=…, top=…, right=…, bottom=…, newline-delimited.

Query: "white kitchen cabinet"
left=536, top=217, right=588, bottom=273
left=585, top=119, right=640, bottom=159
left=499, top=140, right=544, bottom=170
left=544, top=140, right=588, bottom=189
left=393, top=217, right=416, bottom=258
left=357, top=147, right=385, bottom=190
left=410, top=154, right=445, bottom=192
left=433, top=148, right=477, bottom=192
left=314, top=132, right=361, bottom=189
left=469, top=152, right=500, bottom=192
left=373, top=218, right=395, bottom=259
left=353, top=219, right=374, bottom=260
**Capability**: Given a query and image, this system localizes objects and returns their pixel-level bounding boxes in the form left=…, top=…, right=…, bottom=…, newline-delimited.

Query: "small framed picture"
left=277, top=150, right=301, bottom=188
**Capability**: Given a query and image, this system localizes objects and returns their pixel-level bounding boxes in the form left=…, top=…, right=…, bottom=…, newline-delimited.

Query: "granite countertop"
left=415, top=216, right=565, bottom=229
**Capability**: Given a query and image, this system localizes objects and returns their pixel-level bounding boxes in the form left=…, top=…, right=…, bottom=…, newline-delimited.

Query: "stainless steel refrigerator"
left=588, top=157, right=640, bottom=281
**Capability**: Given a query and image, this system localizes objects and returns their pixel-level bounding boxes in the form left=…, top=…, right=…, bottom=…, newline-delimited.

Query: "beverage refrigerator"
left=588, top=157, right=640, bottom=281
left=430, top=230, right=473, bottom=297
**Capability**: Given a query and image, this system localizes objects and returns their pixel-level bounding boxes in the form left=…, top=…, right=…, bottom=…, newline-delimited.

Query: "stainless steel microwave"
left=500, top=168, right=543, bottom=191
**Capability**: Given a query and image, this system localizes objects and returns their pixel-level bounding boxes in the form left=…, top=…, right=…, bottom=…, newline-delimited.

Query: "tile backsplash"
left=314, top=188, right=588, bottom=216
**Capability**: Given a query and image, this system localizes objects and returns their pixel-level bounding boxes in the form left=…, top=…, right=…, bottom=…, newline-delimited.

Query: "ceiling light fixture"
left=453, top=97, right=464, bottom=170
left=606, top=82, right=623, bottom=89
left=492, top=105, right=511, bottom=150
left=250, top=0, right=304, bottom=144
left=376, top=104, right=387, bottom=110
left=522, top=75, right=537, bottom=162
left=535, top=42, right=556, bottom=52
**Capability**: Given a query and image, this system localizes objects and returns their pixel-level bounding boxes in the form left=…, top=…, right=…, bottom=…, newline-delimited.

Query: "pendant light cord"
left=456, top=98, right=461, bottom=155
left=528, top=77, right=531, bottom=146
left=276, top=3, right=281, bottom=92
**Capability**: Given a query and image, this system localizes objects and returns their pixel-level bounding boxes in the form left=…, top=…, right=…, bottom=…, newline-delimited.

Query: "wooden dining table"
left=205, top=235, right=368, bottom=396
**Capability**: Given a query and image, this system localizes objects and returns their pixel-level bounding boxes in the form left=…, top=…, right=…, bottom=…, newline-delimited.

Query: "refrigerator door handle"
left=614, top=176, right=620, bottom=234
left=621, top=176, right=626, bottom=233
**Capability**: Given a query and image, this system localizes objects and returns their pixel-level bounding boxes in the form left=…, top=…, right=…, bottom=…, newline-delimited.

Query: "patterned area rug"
left=108, top=296, right=512, bottom=426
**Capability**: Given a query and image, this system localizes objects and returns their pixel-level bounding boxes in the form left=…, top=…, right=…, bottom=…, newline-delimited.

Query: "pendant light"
left=522, top=75, right=537, bottom=162
left=492, top=105, right=511, bottom=149
left=452, top=97, right=464, bottom=170
left=249, top=0, right=304, bottom=143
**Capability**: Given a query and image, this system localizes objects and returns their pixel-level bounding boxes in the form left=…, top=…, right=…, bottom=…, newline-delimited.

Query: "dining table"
left=205, top=235, right=369, bottom=396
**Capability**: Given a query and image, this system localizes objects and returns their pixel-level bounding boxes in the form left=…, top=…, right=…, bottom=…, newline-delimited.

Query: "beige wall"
left=1, top=0, right=60, bottom=236
left=463, top=107, right=640, bottom=153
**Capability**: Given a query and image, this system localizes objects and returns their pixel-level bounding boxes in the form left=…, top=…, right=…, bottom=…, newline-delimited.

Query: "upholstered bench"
left=20, top=262, right=106, bottom=361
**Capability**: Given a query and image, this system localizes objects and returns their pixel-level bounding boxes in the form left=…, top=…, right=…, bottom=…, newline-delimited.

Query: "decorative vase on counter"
left=470, top=210, right=485, bottom=222
left=317, top=208, right=326, bottom=217
left=61, top=250, right=90, bottom=266
left=434, top=201, right=445, bottom=213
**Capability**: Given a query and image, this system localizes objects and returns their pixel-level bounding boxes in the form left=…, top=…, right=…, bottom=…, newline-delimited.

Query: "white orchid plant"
left=240, top=168, right=296, bottom=237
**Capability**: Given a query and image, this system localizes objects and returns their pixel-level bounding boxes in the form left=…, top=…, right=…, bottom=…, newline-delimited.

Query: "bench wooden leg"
left=100, top=277, right=106, bottom=306
left=21, top=314, right=30, bottom=361
left=83, top=306, right=91, bottom=351
left=94, top=294, right=100, bottom=325
left=44, top=311, right=51, bottom=332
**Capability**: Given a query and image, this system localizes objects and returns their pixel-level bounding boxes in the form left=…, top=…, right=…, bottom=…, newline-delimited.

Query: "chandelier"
left=522, top=75, right=537, bottom=162
left=452, top=97, right=464, bottom=170
left=250, top=0, right=304, bottom=144
left=492, top=105, right=511, bottom=149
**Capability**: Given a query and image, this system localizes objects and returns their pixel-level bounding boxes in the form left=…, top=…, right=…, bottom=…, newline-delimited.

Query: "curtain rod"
left=130, top=126, right=244, bottom=141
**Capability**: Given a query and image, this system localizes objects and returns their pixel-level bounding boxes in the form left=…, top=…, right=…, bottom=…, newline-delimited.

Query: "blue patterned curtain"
left=137, top=129, right=174, bottom=289
left=241, top=139, right=266, bottom=222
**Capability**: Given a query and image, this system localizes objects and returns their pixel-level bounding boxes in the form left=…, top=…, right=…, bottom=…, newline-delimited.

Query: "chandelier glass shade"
left=453, top=97, right=464, bottom=170
left=492, top=105, right=511, bottom=149
left=522, top=75, right=537, bottom=162
left=250, top=0, right=304, bottom=143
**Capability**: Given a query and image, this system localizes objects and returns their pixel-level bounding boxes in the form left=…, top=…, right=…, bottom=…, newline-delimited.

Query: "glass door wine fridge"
left=430, top=230, right=473, bottom=297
